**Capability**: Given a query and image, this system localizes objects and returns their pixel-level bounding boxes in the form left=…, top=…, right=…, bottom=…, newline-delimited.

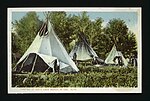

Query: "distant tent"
left=13, top=19, right=79, bottom=74
left=105, top=44, right=128, bottom=67
left=69, top=32, right=104, bottom=64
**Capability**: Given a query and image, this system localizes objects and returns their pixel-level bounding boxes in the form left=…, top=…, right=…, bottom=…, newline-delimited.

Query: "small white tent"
left=105, top=44, right=128, bottom=67
left=69, top=33, right=104, bottom=63
left=13, top=19, right=79, bottom=73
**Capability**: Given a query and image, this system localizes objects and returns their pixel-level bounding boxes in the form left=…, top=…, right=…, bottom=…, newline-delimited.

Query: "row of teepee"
left=13, top=17, right=128, bottom=74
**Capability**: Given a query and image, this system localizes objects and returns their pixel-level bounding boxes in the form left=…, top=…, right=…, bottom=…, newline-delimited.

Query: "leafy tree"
left=86, top=18, right=104, bottom=58
left=104, top=18, right=137, bottom=58
left=123, top=31, right=137, bottom=58
left=12, top=12, right=42, bottom=64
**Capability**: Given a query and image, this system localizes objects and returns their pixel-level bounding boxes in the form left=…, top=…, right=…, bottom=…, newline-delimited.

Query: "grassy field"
left=12, top=65, right=137, bottom=87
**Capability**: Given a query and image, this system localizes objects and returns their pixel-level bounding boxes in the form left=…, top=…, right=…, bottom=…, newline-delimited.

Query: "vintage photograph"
left=8, top=7, right=142, bottom=93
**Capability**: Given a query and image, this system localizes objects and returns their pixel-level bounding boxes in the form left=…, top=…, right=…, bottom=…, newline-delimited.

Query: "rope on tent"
left=44, top=60, right=55, bottom=74
left=30, top=54, right=38, bottom=73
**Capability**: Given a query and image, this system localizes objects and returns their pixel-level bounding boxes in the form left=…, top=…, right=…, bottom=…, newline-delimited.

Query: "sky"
left=12, top=11, right=138, bottom=34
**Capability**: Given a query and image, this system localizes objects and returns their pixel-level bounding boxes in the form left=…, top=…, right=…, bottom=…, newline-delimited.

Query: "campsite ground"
left=12, top=65, right=137, bottom=88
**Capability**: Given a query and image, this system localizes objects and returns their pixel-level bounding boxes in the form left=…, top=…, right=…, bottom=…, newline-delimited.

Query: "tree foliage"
left=104, top=18, right=137, bottom=58
left=12, top=12, right=42, bottom=63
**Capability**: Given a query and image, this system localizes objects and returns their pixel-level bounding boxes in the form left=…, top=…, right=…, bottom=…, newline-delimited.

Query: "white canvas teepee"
left=14, top=19, right=79, bottom=73
left=69, top=33, right=99, bottom=61
left=105, top=44, right=128, bottom=67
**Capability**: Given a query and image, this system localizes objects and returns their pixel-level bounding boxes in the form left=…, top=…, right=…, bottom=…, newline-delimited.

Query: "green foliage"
left=12, top=12, right=42, bottom=57
left=104, top=18, right=137, bottom=58
left=12, top=66, right=137, bottom=87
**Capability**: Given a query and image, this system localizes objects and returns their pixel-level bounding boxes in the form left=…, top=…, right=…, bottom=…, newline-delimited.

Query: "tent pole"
left=22, top=54, right=37, bottom=84
left=44, top=65, right=51, bottom=74
left=39, top=22, right=45, bottom=35
left=30, top=54, right=38, bottom=74
left=19, top=55, right=29, bottom=72
left=84, top=61, right=86, bottom=67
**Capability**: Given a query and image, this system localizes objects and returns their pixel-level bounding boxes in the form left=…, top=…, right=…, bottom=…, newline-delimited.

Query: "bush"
left=12, top=66, right=137, bottom=87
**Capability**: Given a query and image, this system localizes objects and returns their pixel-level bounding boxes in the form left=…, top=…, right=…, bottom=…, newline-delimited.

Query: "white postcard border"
left=7, top=7, right=142, bottom=94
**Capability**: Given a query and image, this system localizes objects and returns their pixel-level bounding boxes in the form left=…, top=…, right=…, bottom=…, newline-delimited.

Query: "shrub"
left=12, top=66, right=137, bottom=87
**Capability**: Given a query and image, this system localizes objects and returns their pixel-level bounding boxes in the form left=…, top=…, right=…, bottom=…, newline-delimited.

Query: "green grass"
left=12, top=65, right=137, bottom=87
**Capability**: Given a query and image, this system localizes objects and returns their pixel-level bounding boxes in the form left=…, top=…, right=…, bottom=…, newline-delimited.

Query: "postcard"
left=8, top=7, right=142, bottom=93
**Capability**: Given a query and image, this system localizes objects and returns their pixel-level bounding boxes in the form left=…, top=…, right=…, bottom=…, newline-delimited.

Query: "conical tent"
left=69, top=33, right=103, bottom=62
left=14, top=19, right=79, bottom=73
left=105, top=44, right=128, bottom=67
